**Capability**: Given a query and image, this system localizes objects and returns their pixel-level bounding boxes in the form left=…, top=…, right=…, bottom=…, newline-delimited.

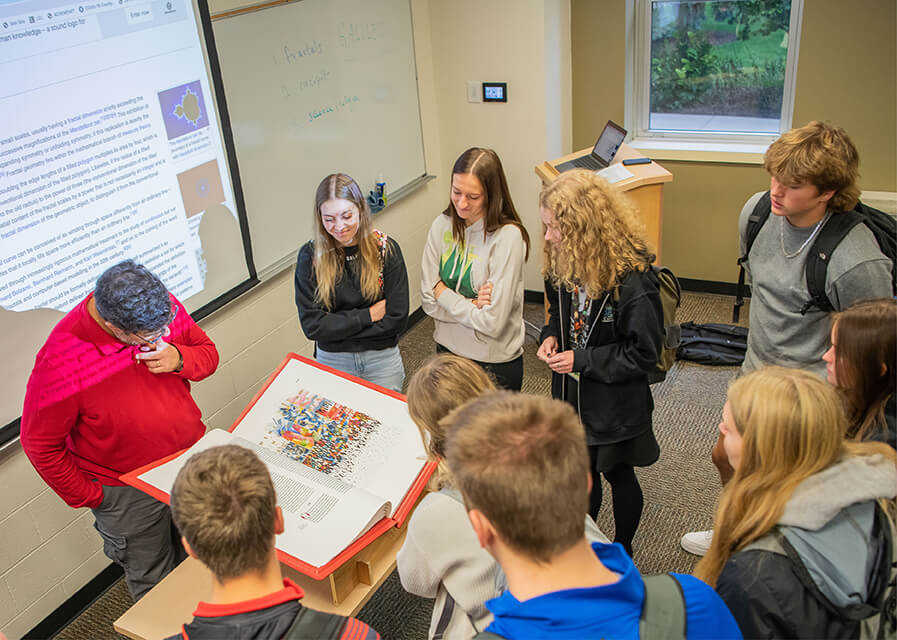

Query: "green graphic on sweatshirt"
left=439, top=231, right=478, bottom=298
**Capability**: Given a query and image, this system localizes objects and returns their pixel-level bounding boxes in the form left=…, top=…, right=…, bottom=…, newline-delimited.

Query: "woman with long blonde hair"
left=420, top=148, right=530, bottom=390
left=294, top=173, right=409, bottom=391
left=536, top=169, right=663, bottom=557
left=396, top=354, right=500, bottom=639
left=823, top=298, right=896, bottom=448
left=697, top=366, right=897, bottom=639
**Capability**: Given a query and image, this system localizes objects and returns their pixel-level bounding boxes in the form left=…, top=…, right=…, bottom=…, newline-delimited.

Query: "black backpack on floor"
left=676, top=322, right=748, bottom=366
left=732, top=191, right=897, bottom=322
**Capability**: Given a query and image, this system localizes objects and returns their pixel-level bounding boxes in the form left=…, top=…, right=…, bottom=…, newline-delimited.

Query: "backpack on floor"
left=732, top=191, right=897, bottom=322
left=473, top=572, right=686, bottom=640
left=743, top=502, right=896, bottom=640
left=676, top=322, right=748, bottom=366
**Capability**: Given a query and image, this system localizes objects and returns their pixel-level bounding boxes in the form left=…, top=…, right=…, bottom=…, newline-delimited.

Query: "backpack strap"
left=472, top=632, right=504, bottom=639
left=284, top=606, right=349, bottom=639
left=432, top=592, right=456, bottom=640
left=733, top=191, right=771, bottom=322
left=800, top=210, right=864, bottom=314
left=640, top=574, right=687, bottom=640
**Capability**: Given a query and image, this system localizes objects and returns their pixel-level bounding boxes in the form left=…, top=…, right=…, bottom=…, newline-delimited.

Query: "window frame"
left=625, top=0, right=805, bottom=160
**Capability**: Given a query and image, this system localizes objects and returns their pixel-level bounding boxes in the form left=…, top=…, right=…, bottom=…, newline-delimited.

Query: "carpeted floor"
left=53, top=292, right=749, bottom=640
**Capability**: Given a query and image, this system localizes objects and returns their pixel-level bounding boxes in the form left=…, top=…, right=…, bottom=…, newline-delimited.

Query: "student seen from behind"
left=443, top=392, right=742, bottom=640
left=397, top=355, right=608, bottom=639
left=696, top=366, right=897, bottom=639
left=822, top=298, right=896, bottom=449
left=165, top=445, right=379, bottom=640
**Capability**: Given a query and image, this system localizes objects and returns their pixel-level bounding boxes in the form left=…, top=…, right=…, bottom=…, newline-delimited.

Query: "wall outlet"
left=466, top=81, right=482, bottom=103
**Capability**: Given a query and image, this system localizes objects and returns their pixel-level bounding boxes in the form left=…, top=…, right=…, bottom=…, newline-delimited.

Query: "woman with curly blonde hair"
left=536, top=169, right=663, bottom=556
left=697, top=366, right=896, bottom=639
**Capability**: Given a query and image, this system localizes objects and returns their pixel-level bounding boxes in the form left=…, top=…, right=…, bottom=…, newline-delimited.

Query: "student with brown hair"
left=537, top=169, right=663, bottom=557
left=166, top=445, right=379, bottom=640
left=295, top=173, right=409, bottom=391
left=443, top=392, right=741, bottom=639
left=823, top=298, right=896, bottom=448
left=684, top=120, right=893, bottom=556
left=696, top=367, right=896, bottom=639
left=420, top=148, right=530, bottom=390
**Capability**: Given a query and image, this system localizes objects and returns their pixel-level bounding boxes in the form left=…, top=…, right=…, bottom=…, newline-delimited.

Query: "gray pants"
left=91, top=484, right=186, bottom=600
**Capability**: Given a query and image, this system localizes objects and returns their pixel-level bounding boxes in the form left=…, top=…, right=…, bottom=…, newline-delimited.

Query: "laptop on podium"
left=555, top=120, right=627, bottom=172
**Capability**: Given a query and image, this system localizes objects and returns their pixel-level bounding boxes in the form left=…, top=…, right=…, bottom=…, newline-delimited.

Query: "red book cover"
left=122, top=353, right=435, bottom=580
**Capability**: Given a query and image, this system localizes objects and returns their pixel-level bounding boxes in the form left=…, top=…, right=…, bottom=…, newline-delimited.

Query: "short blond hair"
left=170, top=445, right=276, bottom=581
left=443, top=392, right=588, bottom=563
left=764, top=121, right=860, bottom=211
left=540, top=169, right=652, bottom=297
left=406, top=354, right=496, bottom=489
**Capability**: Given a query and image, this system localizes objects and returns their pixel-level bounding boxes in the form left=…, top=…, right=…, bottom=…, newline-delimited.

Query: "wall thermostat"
left=482, top=82, right=507, bottom=102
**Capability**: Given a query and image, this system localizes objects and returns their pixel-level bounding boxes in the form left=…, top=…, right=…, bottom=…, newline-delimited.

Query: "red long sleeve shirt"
left=20, top=293, right=219, bottom=509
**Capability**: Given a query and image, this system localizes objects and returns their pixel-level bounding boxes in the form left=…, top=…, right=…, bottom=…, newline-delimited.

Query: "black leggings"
left=435, top=344, right=523, bottom=391
left=588, top=446, right=644, bottom=557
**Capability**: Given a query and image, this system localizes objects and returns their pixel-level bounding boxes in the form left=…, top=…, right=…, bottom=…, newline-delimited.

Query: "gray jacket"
left=716, top=453, right=897, bottom=639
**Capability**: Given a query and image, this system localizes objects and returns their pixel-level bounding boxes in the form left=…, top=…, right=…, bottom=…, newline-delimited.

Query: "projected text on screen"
left=0, top=0, right=238, bottom=312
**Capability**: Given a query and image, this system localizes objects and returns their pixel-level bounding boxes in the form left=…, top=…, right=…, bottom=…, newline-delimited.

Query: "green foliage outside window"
left=650, top=0, right=791, bottom=118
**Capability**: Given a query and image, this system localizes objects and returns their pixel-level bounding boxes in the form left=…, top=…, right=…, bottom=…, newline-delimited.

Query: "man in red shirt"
left=20, top=260, right=219, bottom=599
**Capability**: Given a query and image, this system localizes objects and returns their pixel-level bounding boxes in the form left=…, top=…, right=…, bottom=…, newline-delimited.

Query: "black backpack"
left=676, top=322, right=748, bottom=366
left=743, top=502, right=895, bottom=640
left=284, top=606, right=349, bottom=639
left=732, top=191, right=897, bottom=322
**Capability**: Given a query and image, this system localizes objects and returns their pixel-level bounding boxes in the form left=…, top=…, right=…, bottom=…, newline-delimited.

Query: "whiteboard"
left=210, top=0, right=426, bottom=274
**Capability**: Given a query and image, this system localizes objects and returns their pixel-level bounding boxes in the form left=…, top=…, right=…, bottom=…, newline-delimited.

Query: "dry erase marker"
left=622, top=157, right=652, bottom=166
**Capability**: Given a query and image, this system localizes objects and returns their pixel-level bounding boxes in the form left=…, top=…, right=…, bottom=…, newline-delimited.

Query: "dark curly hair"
left=93, top=260, right=172, bottom=333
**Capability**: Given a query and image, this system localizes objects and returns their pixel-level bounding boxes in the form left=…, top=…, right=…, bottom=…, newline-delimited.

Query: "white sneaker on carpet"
left=680, top=529, right=713, bottom=556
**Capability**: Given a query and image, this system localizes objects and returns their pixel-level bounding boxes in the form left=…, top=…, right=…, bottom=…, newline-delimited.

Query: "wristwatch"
left=173, top=346, right=184, bottom=373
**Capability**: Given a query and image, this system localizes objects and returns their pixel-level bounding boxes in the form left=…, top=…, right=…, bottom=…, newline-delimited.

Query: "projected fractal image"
left=264, top=388, right=381, bottom=475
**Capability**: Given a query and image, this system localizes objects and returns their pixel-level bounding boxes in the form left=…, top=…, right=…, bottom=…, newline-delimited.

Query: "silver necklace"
left=781, top=212, right=830, bottom=259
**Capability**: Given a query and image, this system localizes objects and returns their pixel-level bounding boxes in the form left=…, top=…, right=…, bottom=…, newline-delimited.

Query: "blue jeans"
left=315, top=345, right=405, bottom=392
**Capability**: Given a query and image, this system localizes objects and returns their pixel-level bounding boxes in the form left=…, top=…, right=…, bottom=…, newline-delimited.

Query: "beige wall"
left=572, top=0, right=897, bottom=282
left=428, top=0, right=571, bottom=288
left=0, top=1, right=572, bottom=636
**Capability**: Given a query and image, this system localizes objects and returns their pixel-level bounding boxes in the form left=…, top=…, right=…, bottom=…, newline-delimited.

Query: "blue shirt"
left=485, top=542, right=742, bottom=639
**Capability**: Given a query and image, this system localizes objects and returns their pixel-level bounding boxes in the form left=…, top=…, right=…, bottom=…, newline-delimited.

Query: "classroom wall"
left=571, top=0, right=897, bottom=283
left=0, top=1, right=574, bottom=636
left=428, top=0, right=572, bottom=288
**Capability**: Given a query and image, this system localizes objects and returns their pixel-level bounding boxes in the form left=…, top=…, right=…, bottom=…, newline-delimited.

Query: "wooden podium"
left=535, top=142, right=672, bottom=262
left=114, top=515, right=413, bottom=640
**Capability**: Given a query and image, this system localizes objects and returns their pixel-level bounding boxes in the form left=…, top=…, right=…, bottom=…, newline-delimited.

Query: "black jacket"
left=540, top=269, right=663, bottom=445
left=294, top=236, right=409, bottom=353
left=715, top=455, right=897, bottom=639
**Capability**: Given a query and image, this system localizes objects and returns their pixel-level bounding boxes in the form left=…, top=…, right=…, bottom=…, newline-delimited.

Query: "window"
left=627, top=0, right=803, bottom=157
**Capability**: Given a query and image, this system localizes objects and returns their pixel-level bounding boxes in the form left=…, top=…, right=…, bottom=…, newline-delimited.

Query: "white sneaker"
left=680, top=529, right=713, bottom=556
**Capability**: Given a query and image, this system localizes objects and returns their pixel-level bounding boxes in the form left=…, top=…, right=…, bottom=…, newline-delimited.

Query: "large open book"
left=122, top=354, right=435, bottom=579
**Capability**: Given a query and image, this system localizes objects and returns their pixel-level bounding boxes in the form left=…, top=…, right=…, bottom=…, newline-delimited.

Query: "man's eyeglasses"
left=127, top=305, right=179, bottom=347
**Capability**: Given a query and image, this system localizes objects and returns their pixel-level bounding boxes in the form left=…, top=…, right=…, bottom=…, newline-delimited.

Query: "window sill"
left=629, top=139, right=769, bottom=165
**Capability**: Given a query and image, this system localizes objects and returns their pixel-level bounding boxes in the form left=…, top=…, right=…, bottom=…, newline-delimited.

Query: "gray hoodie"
left=717, top=453, right=897, bottom=639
